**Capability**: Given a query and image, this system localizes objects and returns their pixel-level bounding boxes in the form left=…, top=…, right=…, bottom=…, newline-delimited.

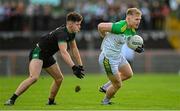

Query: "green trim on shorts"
left=58, top=41, right=66, bottom=44
left=103, top=57, right=113, bottom=75
left=32, top=47, right=41, bottom=59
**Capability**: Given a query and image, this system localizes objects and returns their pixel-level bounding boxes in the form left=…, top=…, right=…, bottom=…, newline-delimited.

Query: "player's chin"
left=74, top=30, right=80, bottom=33
left=135, top=25, right=139, bottom=28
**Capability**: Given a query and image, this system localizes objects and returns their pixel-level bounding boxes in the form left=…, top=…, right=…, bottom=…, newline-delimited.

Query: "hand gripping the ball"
left=135, top=44, right=144, bottom=53
left=72, top=65, right=85, bottom=79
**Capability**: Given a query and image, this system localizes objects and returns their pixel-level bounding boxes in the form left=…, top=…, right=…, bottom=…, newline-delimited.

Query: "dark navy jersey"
left=37, top=25, right=76, bottom=57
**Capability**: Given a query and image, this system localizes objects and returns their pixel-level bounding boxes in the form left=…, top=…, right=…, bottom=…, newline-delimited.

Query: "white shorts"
left=98, top=52, right=128, bottom=75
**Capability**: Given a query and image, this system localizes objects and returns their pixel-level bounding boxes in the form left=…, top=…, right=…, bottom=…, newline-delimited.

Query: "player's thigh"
left=99, top=54, right=118, bottom=75
left=99, top=53, right=121, bottom=84
left=108, top=72, right=121, bottom=83
left=119, top=63, right=133, bottom=77
left=44, top=63, right=63, bottom=81
left=29, top=59, right=43, bottom=78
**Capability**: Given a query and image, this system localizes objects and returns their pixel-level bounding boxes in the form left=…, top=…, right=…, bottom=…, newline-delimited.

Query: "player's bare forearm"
left=69, top=40, right=83, bottom=66
left=71, top=47, right=83, bottom=66
left=60, top=50, right=75, bottom=67
left=59, top=43, right=75, bottom=67
left=98, top=23, right=112, bottom=38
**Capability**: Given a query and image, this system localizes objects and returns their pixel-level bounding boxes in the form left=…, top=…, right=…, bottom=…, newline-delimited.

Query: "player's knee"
left=113, top=83, right=122, bottom=90
left=112, top=80, right=122, bottom=89
left=29, top=76, right=39, bottom=83
left=123, top=71, right=133, bottom=80
left=127, top=72, right=133, bottom=79
left=116, top=82, right=122, bottom=89
left=55, top=76, right=63, bottom=85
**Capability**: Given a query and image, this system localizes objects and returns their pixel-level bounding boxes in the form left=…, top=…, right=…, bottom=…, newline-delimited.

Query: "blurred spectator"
left=140, top=1, right=151, bottom=29
left=0, top=0, right=177, bottom=31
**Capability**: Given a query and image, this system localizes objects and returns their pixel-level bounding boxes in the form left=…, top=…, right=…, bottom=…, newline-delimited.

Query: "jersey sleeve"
left=56, top=33, right=67, bottom=44
left=111, top=20, right=127, bottom=34
left=69, top=33, right=76, bottom=41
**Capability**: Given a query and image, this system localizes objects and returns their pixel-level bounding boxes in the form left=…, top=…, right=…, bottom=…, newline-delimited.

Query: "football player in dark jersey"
left=4, top=12, right=85, bottom=105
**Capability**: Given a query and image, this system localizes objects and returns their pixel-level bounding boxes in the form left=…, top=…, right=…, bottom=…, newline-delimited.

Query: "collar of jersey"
left=64, top=26, right=75, bottom=35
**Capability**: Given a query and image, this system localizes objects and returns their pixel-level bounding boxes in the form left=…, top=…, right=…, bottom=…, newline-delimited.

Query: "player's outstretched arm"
left=69, top=40, right=85, bottom=73
left=69, top=40, right=83, bottom=66
left=58, top=42, right=75, bottom=67
left=98, top=23, right=113, bottom=38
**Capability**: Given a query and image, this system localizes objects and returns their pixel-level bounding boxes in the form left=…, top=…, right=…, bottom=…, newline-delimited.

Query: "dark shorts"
left=29, top=46, right=56, bottom=68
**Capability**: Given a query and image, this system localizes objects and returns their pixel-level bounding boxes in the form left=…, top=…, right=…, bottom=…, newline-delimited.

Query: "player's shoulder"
left=114, top=20, right=127, bottom=25
left=48, top=25, right=65, bottom=34
left=53, top=25, right=66, bottom=34
left=112, top=20, right=127, bottom=33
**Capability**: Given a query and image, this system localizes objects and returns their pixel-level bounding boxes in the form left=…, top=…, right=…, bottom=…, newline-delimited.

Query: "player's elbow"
left=98, top=22, right=112, bottom=32
left=55, top=77, right=63, bottom=86
left=60, top=49, right=67, bottom=56
left=98, top=23, right=104, bottom=31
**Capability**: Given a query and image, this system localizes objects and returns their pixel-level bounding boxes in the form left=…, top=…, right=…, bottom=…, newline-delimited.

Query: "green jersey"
left=101, top=20, right=136, bottom=59
left=111, top=20, right=136, bottom=35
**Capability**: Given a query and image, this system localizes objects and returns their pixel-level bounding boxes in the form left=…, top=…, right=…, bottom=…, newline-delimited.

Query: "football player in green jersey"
left=98, top=8, right=144, bottom=105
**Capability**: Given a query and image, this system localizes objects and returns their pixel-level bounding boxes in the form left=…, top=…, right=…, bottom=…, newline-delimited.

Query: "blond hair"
left=126, top=8, right=142, bottom=16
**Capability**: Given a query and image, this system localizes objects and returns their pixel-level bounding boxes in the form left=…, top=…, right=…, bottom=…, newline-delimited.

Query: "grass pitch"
left=0, top=73, right=180, bottom=110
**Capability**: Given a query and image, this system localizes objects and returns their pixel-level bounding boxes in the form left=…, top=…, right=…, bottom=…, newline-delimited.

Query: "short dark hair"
left=66, top=12, right=83, bottom=22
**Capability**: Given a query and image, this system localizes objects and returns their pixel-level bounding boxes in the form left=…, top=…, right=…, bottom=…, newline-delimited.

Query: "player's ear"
left=126, top=15, right=130, bottom=22
left=67, top=21, right=72, bottom=26
left=68, top=21, right=74, bottom=29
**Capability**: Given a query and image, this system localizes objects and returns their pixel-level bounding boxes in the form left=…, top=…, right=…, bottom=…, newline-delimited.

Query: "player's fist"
left=135, top=44, right=144, bottom=53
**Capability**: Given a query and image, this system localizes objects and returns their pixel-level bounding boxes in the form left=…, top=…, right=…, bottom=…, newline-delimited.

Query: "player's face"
left=71, top=21, right=82, bottom=33
left=129, top=14, right=141, bottom=29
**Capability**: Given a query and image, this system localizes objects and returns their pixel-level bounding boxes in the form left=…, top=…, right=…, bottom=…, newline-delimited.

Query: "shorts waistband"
left=36, top=43, right=39, bottom=47
left=35, top=43, right=41, bottom=51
